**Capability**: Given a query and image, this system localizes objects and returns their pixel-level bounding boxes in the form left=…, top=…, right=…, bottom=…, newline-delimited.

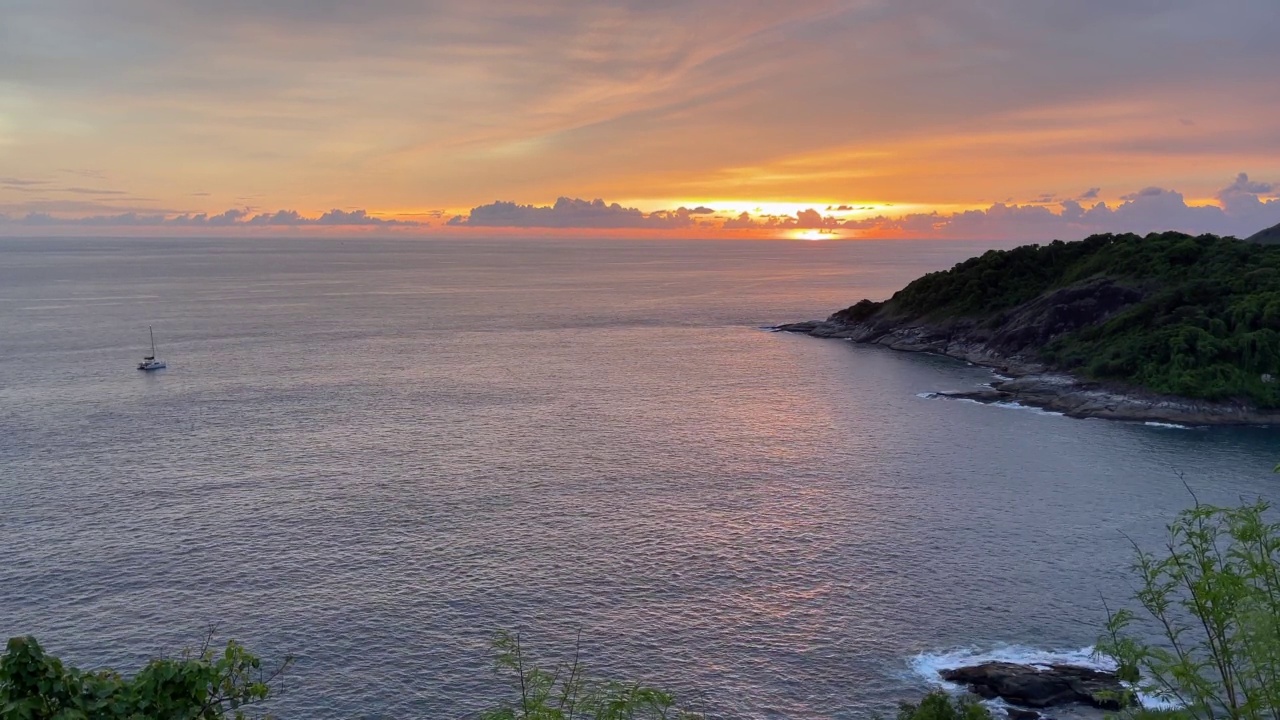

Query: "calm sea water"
left=2, top=236, right=1278, bottom=719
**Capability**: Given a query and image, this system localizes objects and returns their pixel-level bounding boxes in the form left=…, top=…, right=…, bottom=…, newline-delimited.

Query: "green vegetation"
left=478, top=631, right=697, bottom=720
left=851, top=232, right=1280, bottom=406
left=1098, top=495, right=1280, bottom=720
left=894, top=691, right=991, bottom=720
left=0, top=633, right=290, bottom=719
left=0, top=631, right=696, bottom=720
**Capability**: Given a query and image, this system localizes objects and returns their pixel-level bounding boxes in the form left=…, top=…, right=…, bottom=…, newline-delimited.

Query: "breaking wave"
left=907, top=645, right=1180, bottom=710
left=917, top=392, right=1065, bottom=417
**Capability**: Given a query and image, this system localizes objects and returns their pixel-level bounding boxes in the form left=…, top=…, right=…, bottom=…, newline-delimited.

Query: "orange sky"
left=2, top=1, right=1278, bottom=239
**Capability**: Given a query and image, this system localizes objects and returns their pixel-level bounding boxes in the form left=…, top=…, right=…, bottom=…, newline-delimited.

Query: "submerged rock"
left=940, top=662, right=1126, bottom=711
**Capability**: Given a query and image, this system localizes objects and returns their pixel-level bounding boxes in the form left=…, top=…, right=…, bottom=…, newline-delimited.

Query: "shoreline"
left=775, top=319, right=1280, bottom=427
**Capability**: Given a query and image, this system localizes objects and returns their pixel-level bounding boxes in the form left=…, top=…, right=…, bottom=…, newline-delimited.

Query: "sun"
left=790, top=229, right=840, bottom=241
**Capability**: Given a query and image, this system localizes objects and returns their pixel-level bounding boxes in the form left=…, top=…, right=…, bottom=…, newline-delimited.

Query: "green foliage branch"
left=477, top=631, right=699, bottom=720
left=894, top=690, right=992, bottom=720
left=1098, top=492, right=1280, bottom=720
left=0, top=630, right=291, bottom=720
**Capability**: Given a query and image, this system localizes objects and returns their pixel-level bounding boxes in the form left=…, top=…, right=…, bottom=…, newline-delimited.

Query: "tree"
left=1098, top=496, right=1280, bottom=720
left=0, top=632, right=291, bottom=719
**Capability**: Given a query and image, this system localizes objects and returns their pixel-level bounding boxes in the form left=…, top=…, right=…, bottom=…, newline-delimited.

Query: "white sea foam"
left=1143, top=421, right=1190, bottom=430
left=908, top=645, right=1181, bottom=710
left=989, top=401, right=1066, bottom=417
left=909, top=645, right=1109, bottom=687
left=918, top=392, right=1066, bottom=417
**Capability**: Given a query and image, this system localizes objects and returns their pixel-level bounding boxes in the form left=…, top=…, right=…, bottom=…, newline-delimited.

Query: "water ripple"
left=3, top=237, right=1277, bottom=719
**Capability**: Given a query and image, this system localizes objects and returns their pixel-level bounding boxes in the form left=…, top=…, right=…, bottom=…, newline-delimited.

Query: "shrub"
left=479, top=631, right=699, bottom=720
left=0, top=633, right=290, bottom=720
left=1098, top=497, right=1280, bottom=720
left=895, top=690, right=991, bottom=720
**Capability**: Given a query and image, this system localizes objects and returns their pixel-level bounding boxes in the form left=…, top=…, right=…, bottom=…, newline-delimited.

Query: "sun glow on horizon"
left=620, top=199, right=935, bottom=219
left=790, top=229, right=843, bottom=241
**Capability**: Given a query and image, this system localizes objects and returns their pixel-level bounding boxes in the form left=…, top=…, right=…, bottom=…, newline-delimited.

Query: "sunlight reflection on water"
left=2, top=237, right=1277, bottom=719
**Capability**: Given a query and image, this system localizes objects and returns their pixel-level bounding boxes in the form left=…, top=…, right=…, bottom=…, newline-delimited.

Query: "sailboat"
left=137, top=326, right=167, bottom=371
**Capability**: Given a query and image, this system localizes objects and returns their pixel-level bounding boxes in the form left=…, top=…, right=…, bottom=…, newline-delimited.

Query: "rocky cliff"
left=1248, top=221, right=1280, bottom=245
left=778, top=275, right=1280, bottom=426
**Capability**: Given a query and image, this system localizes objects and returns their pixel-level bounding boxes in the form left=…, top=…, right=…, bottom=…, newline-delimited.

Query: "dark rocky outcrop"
left=1248, top=221, right=1280, bottom=245
left=784, top=276, right=1144, bottom=369
left=940, top=662, right=1127, bottom=711
left=776, top=275, right=1280, bottom=425
left=933, top=374, right=1280, bottom=424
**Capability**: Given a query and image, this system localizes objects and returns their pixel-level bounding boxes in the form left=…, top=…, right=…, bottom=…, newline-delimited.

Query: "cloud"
left=716, top=172, right=1280, bottom=238
left=6, top=211, right=168, bottom=227
left=0, top=207, right=419, bottom=228
left=6, top=175, right=1278, bottom=240
left=12, top=212, right=57, bottom=226
left=235, top=208, right=414, bottom=226
left=448, top=197, right=696, bottom=229
left=7, top=0, right=1278, bottom=215
left=316, top=208, right=395, bottom=225
left=58, top=169, right=108, bottom=180
left=723, top=207, right=842, bottom=230
left=1214, top=173, right=1280, bottom=231
left=396, top=209, right=449, bottom=219
left=1119, top=186, right=1168, bottom=201
left=247, top=209, right=305, bottom=225
left=795, top=208, right=839, bottom=229
left=60, top=187, right=131, bottom=195
left=1219, top=172, right=1274, bottom=198
left=0, top=198, right=183, bottom=215
left=841, top=173, right=1280, bottom=240
left=168, top=209, right=248, bottom=226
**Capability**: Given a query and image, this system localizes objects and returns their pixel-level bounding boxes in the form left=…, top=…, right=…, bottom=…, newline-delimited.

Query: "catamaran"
left=137, top=326, right=167, bottom=371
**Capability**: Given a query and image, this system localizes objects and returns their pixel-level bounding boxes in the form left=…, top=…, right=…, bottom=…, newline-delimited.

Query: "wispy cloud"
left=61, top=187, right=130, bottom=195
left=2, top=1, right=1276, bottom=213
left=1220, top=172, right=1274, bottom=198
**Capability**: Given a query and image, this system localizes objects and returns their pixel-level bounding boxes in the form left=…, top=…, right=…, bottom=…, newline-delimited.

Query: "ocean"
left=2, top=236, right=1277, bottom=718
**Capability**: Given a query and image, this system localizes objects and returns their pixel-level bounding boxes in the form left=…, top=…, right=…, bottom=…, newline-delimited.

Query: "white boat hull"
left=138, top=327, right=166, bottom=371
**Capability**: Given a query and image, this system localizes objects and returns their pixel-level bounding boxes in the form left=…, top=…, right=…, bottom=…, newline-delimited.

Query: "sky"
left=2, top=0, right=1279, bottom=239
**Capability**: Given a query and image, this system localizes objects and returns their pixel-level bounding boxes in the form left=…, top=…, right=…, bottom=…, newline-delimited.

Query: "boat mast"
left=149, top=326, right=156, bottom=357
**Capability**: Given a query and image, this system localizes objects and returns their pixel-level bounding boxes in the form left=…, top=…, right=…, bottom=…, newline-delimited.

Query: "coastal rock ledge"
left=775, top=318, right=1280, bottom=426
left=775, top=233, right=1280, bottom=426
left=939, top=662, right=1127, bottom=711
